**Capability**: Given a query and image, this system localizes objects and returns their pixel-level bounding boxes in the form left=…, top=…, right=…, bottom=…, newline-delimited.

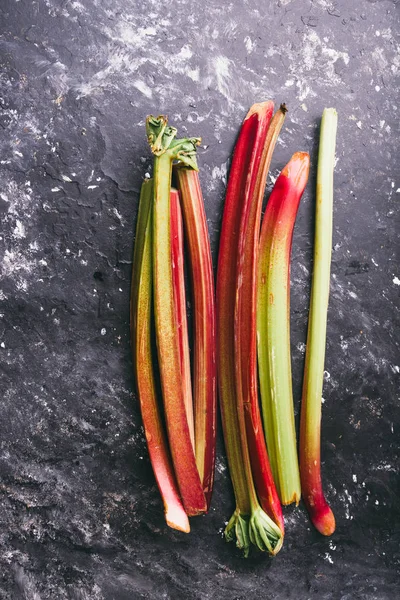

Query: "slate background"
left=0, top=0, right=399, bottom=598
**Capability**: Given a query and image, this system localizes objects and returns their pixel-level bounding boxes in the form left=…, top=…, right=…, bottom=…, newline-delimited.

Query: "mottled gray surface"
left=0, top=0, right=399, bottom=598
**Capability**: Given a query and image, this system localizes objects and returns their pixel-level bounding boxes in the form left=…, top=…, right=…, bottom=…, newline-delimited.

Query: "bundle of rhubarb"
left=131, top=105, right=337, bottom=556
left=217, top=103, right=337, bottom=556
left=130, top=116, right=216, bottom=532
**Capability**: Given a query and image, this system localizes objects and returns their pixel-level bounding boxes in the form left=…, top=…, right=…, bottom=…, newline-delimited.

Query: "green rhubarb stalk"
left=146, top=116, right=207, bottom=516
left=299, top=108, right=337, bottom=535
left=130, top=179, right=190, bottom=532
left=175, top=168, right=217, bottom=508
left=257, top=152, right=309, bottom=506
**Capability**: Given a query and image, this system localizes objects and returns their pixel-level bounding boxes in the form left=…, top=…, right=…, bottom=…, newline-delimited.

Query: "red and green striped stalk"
left=257, top=152, right=309, bottom=506
left=300, top=108, right=337, bottom=535
left=146, top=115, right=207, bottom=516
left=175, top=168, right=217, bottom=508
left=170, top=188, right=195, bottom=451
left=217, top=102, right=283, bottom=556
left=235, top=104, right=287, bottom=533
left=131, top=179, right=190, bottom=532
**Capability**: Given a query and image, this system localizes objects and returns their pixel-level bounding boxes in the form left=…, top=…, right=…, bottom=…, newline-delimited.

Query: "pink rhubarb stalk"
left=235, top=104, right=287, bottom=532
left=217, top=102, right=283, bottom=556
left=175, top=168, right=217, bottom=508
left=170, top=188, right=195, bottom=451
left=131, top=179, right=190, bottom=532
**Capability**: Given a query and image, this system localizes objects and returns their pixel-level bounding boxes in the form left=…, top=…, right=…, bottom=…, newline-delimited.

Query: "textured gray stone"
left=0, top=0, right=399, bottom=598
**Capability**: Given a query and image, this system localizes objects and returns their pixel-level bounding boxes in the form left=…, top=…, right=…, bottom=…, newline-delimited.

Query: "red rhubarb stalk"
left=146, top=115, right=207, bottom=516
left=170, top=188, right=195, bottom=451
left=131, top=179, right=190, bottom=532
left=217, top=102, right=283, bottom=556
left=175, top=168, right=217, bottom=508
left=257, top=152, right=309, bottom=507
left=235, top=104, right=287, bottom=532
left=300, top=108, right=337, bottom=536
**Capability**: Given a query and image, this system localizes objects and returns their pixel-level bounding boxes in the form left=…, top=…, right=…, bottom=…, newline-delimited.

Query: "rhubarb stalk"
left=131, top=179, right=190, bottom=532
left=146, top=115, right=207, bottom=516
left=257, top=152, right=309, bottom=506
left=170, top=188, right=195, bottom=451
left=235, top=104, right=287, bottom=532
left=299, top=109, right=337, bottom=535
left=175, top=168, right=217, bottom=508
left=217, top=102, right=283, bottom=556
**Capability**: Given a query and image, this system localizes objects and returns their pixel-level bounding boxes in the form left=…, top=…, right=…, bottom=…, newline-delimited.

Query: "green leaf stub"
left=146, top=115, right=177, bottom=155
left=145, top=114, right=201, bottom=169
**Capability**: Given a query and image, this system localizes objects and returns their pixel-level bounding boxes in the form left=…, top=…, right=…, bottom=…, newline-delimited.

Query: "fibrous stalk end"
left=225, top=509, right=251, bottom=558
left=249, top=506, right=283, bottom=556
left=225, top=507, right=283, bottom=557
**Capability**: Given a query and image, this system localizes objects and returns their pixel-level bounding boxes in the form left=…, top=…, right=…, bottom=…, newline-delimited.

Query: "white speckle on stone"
left=13, top=220, right=25, bottom=238
left=301, top=103, right=308, bottom=112
left=209, top=55, right=234, bottom=99
left=61, top=175, right=72, bottom=182
left=348, top=290, right=358, bottom=299
left=324, top=553, right=334, bottom=564
left=375, top=30, right=380, bottom=36
left=144, top=173, right=151, bottom=179
left=133, top=80, right=153, bottom=98
left=393, top=276, right=400, bottom=286
left=101, top=328, right=106, bottom=336
left=0, top=342, right=5, bottom=349
left=352, top=474, right=357, bottom=483
left=211, top=161, right=228, bottom=185
left=297, top=342, right=306, bottom=354
left=356, top=121, right=362, bottom=129
left=371, top=258, right=378, bottom=266
left=51, top=187, right=61, bottom=192
left=244, top=36, right=255, bottom=54
left=87, top=185, right=98, bottom=189
left=375, top=85, right=380, bottom=92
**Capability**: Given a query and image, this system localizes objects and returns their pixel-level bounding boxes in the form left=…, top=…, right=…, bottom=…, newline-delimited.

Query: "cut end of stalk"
left=280, top=151, right=310, bottom=187
left=165, top=504, right=191, bottom=533
left=245, top=100, right=274, bottom=121
left=281, top=490, right=301, bottom=507
left=308, top=502, right=336, bottom=536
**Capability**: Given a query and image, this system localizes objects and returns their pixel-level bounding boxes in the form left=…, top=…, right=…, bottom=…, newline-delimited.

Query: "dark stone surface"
left=0, top=0, right=399, bottom=598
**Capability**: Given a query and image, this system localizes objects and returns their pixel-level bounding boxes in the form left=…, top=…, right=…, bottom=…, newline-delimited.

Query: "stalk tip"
left=309, top=503, right=336, bottom=536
